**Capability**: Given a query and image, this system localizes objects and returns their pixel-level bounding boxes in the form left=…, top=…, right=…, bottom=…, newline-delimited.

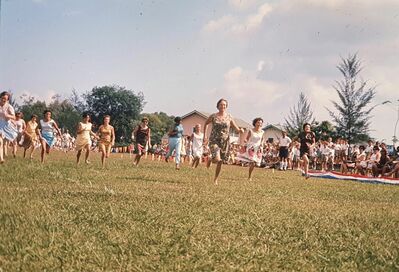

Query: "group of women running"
left=1, top=91, right=316, bottom=183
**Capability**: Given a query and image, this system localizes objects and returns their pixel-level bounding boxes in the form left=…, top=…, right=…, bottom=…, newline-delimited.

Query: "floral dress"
left=209, top=113, right=233, bottom=161
left=237, top=129, right=264, bottom=166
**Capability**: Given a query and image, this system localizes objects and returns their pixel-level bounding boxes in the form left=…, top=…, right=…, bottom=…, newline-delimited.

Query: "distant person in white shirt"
left=278, top=131, right=292, bottom=170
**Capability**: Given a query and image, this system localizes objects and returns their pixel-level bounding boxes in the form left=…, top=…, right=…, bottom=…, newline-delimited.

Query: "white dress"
left=192, top=132, right=204, bottom=158
left=237, top=129, right=264, bottom=166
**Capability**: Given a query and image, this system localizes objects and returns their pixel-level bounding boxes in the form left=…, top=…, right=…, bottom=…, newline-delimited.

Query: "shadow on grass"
left=116, top=176, right=183, bottom=184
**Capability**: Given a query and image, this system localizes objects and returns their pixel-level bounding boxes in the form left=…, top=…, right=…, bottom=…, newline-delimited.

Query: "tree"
left=141, top=112, right=175, bottom=144
left=18, top=94, right=82, bottom=135
left=327, top=54, right=376, bottom=144
left=48, top=95, right=82, bottom=135
left=18, top=94, right=47, bottom=120
left=85, top=85, right=145, bottom=143
left=313, top=120, right=337, bottom=141
left=284, top=92, right=315, bottom=137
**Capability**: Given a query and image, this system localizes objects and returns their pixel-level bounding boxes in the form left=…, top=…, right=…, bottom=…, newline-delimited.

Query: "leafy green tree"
left=18, top=94, right=82, bottom=135
left=84, top=85, right=145, bottom=143
left=284, top=92, right=315, bottom=137
left=313, top=120, right=337, bottom=141
left=18, top=94, right=47, bottom=120
left=141, top=112, right=174, bottom=144
left=327, top=54, right=376, bottom=143
left=48, top=95, right=82, bottom=135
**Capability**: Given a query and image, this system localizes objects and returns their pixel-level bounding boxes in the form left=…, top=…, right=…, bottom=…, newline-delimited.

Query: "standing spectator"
left=278, top=130, right=292, bottom=171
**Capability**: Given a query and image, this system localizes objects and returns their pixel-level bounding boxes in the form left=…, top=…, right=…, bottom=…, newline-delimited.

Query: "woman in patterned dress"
left=98, top=115, right=115, bottom=168
left=76, top=113, right=98, bottom=164
left=0, top=91, right=18, bottom=164
left=203, top=98, right=244, bottom=185
left=132, top=117, right=151, bottom=167
left=22, top=114, right=39, bottom=159
left=236, top=117, right=265, bottom=181
left=38, top=110, right=62, bottom=163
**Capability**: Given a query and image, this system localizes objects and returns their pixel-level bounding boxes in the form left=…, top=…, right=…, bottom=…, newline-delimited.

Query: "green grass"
left=1, top=151, right=399, bottom=271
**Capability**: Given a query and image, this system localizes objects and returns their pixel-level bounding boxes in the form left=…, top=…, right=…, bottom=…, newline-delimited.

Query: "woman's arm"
left=147, top=128, right=152, bottom=147
left=203, top=116, right=213, bottom=144
left=53, top=121, right=62, bottom=136
left=111, top=127, right=115, bottom=145
left=245, top=129, right=251, bottom=144
left=230, top=119, right=244, bottom=134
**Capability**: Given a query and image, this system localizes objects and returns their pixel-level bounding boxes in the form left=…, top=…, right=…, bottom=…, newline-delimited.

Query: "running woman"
left=0, top=91, right=17, bottom=163
left=132, top=117, right=151, bottom=167
left=76, top=113, right=98, bottom=164
left=191, top=124, right=204, bottom=168
left=203, top=98, right=244, bottom=184
left=21, top=114, right=39, bottom=159
left=98, top=115, right=115, bottom=168
left=38, top=110, right=62, bottom=163
left=236, top=117, right=265, bottom=181
left=298, top=123, right=316, bottom=179
left=165, top=117, right=184, bottom=170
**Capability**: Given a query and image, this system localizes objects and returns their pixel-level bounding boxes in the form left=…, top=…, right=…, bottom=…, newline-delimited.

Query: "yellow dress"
left=22, top=121, right=38, bottom=149
left=99, top=125, right=113, bottom=149
left=75, top=122, right=92, bottom=151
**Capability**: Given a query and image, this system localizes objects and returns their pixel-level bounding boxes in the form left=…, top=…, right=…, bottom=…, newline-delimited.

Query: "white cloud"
left=203, top=15, right=235, bottom=33
left=233, top=3, right=272, bottom=33
left=202, top=3, right=273, bottom=35
left=257, top=60, right=265, bottom=71
left=229, top=0, right=262, bottom=11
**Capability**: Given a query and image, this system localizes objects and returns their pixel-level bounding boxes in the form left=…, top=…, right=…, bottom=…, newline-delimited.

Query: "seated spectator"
left=341, top=145, right=366, bottom=174
left=357, top=145, right=380, bottom=176
left=372, top=148, right=390, bottom=177
left=384, top=160, right=399, bottom=178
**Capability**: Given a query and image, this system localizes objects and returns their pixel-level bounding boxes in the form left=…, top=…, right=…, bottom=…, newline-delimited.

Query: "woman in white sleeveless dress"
left=0, top=91, right=17, bottom=163
left=237, top=118, right=265, bottom=181
left=76, top=113, right=98, bottom=164
left=191, top=124, right=204, bottom=168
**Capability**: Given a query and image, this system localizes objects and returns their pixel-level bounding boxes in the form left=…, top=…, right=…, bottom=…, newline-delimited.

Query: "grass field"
left=1, top=151, right=399, bottom=271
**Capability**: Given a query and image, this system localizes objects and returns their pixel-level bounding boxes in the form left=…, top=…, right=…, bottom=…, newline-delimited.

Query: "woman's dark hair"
left=252, top=117, right=263, bottom=127
left=216, top=98, right=228, bottom=109
left=43, top=109, right=52, bottom=115
left=142, top=117, right=149, bottom=122
left=174, top=116, right=181, bottom=123
left=359, top=145, right=365, bottom=151
left=103, top=115, right=111, bottom=120
left=0, top=91, right=10, bottom=99
left=30, top=114, right=38, bottom=120
left=82, top=113, right=90, bottom=118
left=15, top=112, right=23, bottom=117
left=303, top=123, right=311, bottom=130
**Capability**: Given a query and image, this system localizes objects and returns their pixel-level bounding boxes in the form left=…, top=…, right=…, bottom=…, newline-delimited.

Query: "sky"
left=1, top=0, right=399, bottom=143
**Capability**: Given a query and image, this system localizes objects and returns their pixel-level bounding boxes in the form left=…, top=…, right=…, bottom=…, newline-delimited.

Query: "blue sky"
left=1, top=0, right=399, bottom=142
